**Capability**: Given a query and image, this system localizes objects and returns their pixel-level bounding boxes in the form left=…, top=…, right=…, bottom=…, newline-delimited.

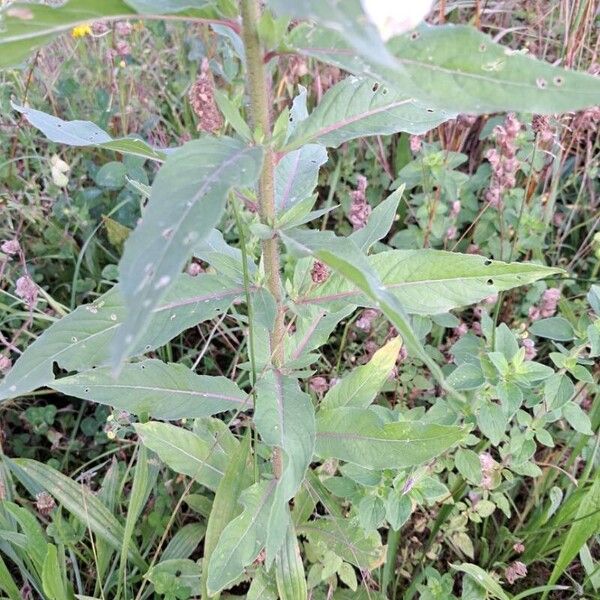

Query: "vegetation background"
left=0, top=0, right=599, bottom=599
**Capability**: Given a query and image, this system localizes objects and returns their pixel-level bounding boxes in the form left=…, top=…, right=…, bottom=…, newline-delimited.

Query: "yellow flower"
left=71, top=24, right=92, bottom=38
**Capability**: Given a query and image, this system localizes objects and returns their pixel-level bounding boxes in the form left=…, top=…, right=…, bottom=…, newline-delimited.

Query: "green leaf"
left=275, top=523, right=307, bottom=600
left=315, top=407, right=465, bottom=469
left=282, top=76, right=454, bottom=151
left=0, top=554, right=21, bottom=600
left=118, top=445, right=158, bottom=597
left=283, top=12, right=600, bottom=114
left=349, top=185, right=403, bottom=252
left=529, top=317, right=575, bottom=341
left=123, top=0, right=211, bottom=14
left=299, top=248, right=562, bottom=316
left=275, top=144, right=328, bottom=213
left=8, top=458, right=146, bottom=570
left=477, top=401, right=507, bottom=446
left=43, top=544, right=72, bottom=600
left=447, top=363, right=485, bottom=391
left=321, top=337, right=401, bottom=410
left=282, top=228, right=459, bottom=399
left=201, top=434, right=252, bottom=598
left=134, top=420, right=236, bottom=491
left=385, top=491, right=412, bottom=531
left=358, top=496, right=386, bottom=530
left=146, top=559, right=201, bottom=597
left=452, top=563, right=510, bottom=600
left=387, top=25, right=600, bottom=114
left=162, top=523, right=206, bottom=561
left=455, top=448, right=482, bottom=485
left=113, top=138, right=263, bottom=366
left=270, top=0, right=398, bottom=71
left=254, top=371, right=315, bottom=563
left=298, top=517, right=384, bottom=570
left=0, top=274, right=242, bottom=402
left=51, top=360, right=250, bottom=420
left=214, top=90, right=253, bottom=142
left=285, top=305, right=353, bottom=367
left=562, top=402, right=593, bottom=435
left=11, top=103, right=169, bottom=161
left=207, top=479, right=278, bottom=595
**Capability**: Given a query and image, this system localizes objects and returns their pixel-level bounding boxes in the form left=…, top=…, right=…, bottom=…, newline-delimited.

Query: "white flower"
left=361, top=0, right=435, bottom=40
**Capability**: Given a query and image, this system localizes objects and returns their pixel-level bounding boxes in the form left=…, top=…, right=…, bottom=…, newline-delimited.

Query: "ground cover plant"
left=0, top=0, right=599, bottom=598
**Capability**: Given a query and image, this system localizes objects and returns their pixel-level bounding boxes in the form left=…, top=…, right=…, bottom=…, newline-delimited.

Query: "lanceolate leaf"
left=387, top=25, right=600, bottom=114
left=349, top=185, right=404, bottom=252
left=315, top=407, right=465, bottom=469
left=281, top=228, right=460, bottom=399
left=207, top=479, right=278, bottom=595
left=8, top=459, right=146, bottom=570
left=298, top=249, right=562, bottom=315
left=321, top=337, right=402, bottom=410
left=114, top=138, right=262, bottom=367
left=284, top=18, right=600, bottom=114
left=135, top=420, right=236, bottom=492
left=275, top=144, right=328, bottom=213
left=254, top=371, right=316, bottom=563
left=546, top=475, right=600, bottom=594
left=51, top=360, right=251, bottom=420
left=201, top=435, right=253, bottom=599
left=282, top=77, right=454, bottom=151
left=275, top=523, right=307, bottom=600
left=12, top=103, right=171, bottom=161
left=0, top=0, right=216, bottom=69
left=0, top=274, right=243, bottom=402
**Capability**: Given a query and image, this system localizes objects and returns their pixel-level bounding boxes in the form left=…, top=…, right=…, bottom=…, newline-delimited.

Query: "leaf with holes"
left=299, top=249, right=561, bottom=315
left=254, top=371, right=315, bottom=564
left=51, top=360, right=250, bottom=420
left=298, top=517, right=384, bottom=570
left=0, top=274, right=243, bottom=402
left=113, top=138, right=263, bottom=367
left=315, top=407, right=465, bottom=469
left=284, top=17, right=600, bottom=114
left=135, top=420, right=237, bottom=492
left=12, top=103, right=171, bottom=161
left=321, top=337, right=402, bottom=410
left=282, top=77, right=455, bottom=151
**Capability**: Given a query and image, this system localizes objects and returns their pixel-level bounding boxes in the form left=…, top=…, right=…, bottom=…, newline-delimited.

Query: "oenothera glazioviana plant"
left=1, top=0, right=599, bottom=597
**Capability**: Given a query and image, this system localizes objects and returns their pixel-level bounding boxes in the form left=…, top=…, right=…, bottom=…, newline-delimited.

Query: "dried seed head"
left=311, top=260, right=330, bottom=284
left=1, top=239, right=20, bottom=256
left=505, top=561, right=527, bottom=585
left=409, top=134, right=422, bottom=153
left=309, top=376, right=329, bottom=395
left=15, top=275, right=38, bottom=308
left=0, top=355, right=11, bottom=373
left=35, top=491, right=56, bottom=517
left=189, top=58, right=223, bottom=134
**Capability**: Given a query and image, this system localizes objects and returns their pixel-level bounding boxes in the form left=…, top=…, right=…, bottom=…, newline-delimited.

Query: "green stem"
left=241, top=0, right=284, bottom=476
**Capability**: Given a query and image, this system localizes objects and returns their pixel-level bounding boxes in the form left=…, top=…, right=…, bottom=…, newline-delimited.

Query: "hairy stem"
left=241, top=0, right=284, bottom=476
